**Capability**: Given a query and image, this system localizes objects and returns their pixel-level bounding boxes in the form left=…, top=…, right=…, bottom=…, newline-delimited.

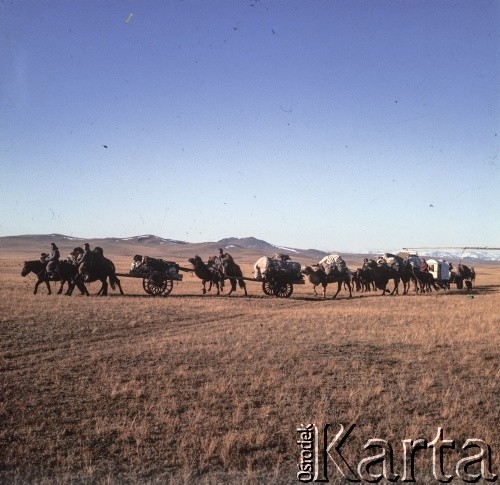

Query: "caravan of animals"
left=21, top=241, right=476, bottom=299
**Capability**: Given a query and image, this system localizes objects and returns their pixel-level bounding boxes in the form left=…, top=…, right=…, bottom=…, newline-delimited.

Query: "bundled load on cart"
left=253, top=253, right=303, bottom=297
left=130, top=255, right=180, bottom=277
left=254, top=253, right=302, bottom=280
left=125, top=255, right=182, bottom=296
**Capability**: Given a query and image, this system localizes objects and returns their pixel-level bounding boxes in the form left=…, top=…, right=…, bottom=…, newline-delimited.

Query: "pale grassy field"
left=1, top=252, right=499, bottom=483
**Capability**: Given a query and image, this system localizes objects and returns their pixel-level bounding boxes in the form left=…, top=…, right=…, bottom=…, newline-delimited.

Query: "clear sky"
left=1, top=1, right=498, bottom=252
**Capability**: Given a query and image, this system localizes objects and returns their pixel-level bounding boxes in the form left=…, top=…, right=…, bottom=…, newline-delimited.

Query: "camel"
left=188, top=256, right=225, bottom=295
left=302, top=265, right=352, bottom=299
left=220, top=254, right=247, bottom=296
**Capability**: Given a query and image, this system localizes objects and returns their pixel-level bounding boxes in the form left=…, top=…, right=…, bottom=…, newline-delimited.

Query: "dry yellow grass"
left=1, top=251, right=499, bottom=483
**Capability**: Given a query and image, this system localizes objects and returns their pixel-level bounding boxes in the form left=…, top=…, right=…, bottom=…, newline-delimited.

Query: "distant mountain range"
left=1, top=234, right=499, bottom=262
left=0, top=234, right=330, bottom=261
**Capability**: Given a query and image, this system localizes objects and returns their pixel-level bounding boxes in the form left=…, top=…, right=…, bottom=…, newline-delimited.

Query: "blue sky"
left=1, top=1, right=498, bottom=251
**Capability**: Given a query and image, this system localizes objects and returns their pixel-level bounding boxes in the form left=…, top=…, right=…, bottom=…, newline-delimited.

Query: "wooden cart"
left=117, top=259, right=183, bottom=296
left=258, top=271, right=304, bottom=298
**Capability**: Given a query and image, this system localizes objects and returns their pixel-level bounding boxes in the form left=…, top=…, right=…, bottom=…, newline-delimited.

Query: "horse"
left=21, top=260, right=88, bottom=295
left=70, top=247, right=124, bottom=296
left=220, top=254, right=247, bottom=296
left=188, top=256, right=225, bottom=295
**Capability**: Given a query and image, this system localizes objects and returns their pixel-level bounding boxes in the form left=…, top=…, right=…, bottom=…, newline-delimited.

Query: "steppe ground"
left=1, top=248, right=499, bottom=484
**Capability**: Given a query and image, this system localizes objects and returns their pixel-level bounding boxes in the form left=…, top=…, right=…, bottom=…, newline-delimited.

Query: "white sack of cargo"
left=319, top=254, right=345, bottom=267
left=382, top=253, right=400, bottom=270
left=253, top=256, right=301, bottom=280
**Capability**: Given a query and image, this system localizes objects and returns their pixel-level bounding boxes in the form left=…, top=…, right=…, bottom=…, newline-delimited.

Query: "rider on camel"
left=78, top=243, right=92, bottom=275
left=218, top=247, right=234, bottom=263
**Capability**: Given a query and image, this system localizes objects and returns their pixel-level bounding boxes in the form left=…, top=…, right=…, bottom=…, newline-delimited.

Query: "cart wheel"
left=275, top=282, right=293, bottom=298
left=145, top=273, right=172, bottom=296
left=163, top=276, right=174, bottom=295
left=262, top=280, right=274, bottom=296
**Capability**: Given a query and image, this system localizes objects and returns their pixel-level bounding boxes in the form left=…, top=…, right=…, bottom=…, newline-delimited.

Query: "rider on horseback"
left=45, top=243, right=60, bottom=279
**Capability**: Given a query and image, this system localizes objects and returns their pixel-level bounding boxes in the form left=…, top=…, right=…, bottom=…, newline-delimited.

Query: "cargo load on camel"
left=319, top=254, right=347, bottom=275
left=378, top=253, right=401, bottom=270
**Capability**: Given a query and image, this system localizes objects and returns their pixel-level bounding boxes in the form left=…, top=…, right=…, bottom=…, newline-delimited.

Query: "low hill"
left=0, top=234, right=497, bottom=265
left=0, top=234, right=331, bottom=265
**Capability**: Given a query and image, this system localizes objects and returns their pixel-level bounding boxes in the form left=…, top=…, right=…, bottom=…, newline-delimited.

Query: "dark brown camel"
left=188, top=256, right=225, bottom=295
left=70, top=247, right=124, bottom=296
left=220, top=254, right=247, bottom=296
left=364, top=260, right=400, bottom=295
left=411, top=267, right=440, bottom=293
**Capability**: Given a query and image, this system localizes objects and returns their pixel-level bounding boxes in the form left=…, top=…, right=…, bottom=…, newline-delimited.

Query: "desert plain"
left=1, top=238, right=499, bottom=483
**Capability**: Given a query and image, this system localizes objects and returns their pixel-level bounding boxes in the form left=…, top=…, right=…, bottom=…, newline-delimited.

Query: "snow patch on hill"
left=275, top=246, right=299, bottom=254
left=357, top=248, right=500, bottom=262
